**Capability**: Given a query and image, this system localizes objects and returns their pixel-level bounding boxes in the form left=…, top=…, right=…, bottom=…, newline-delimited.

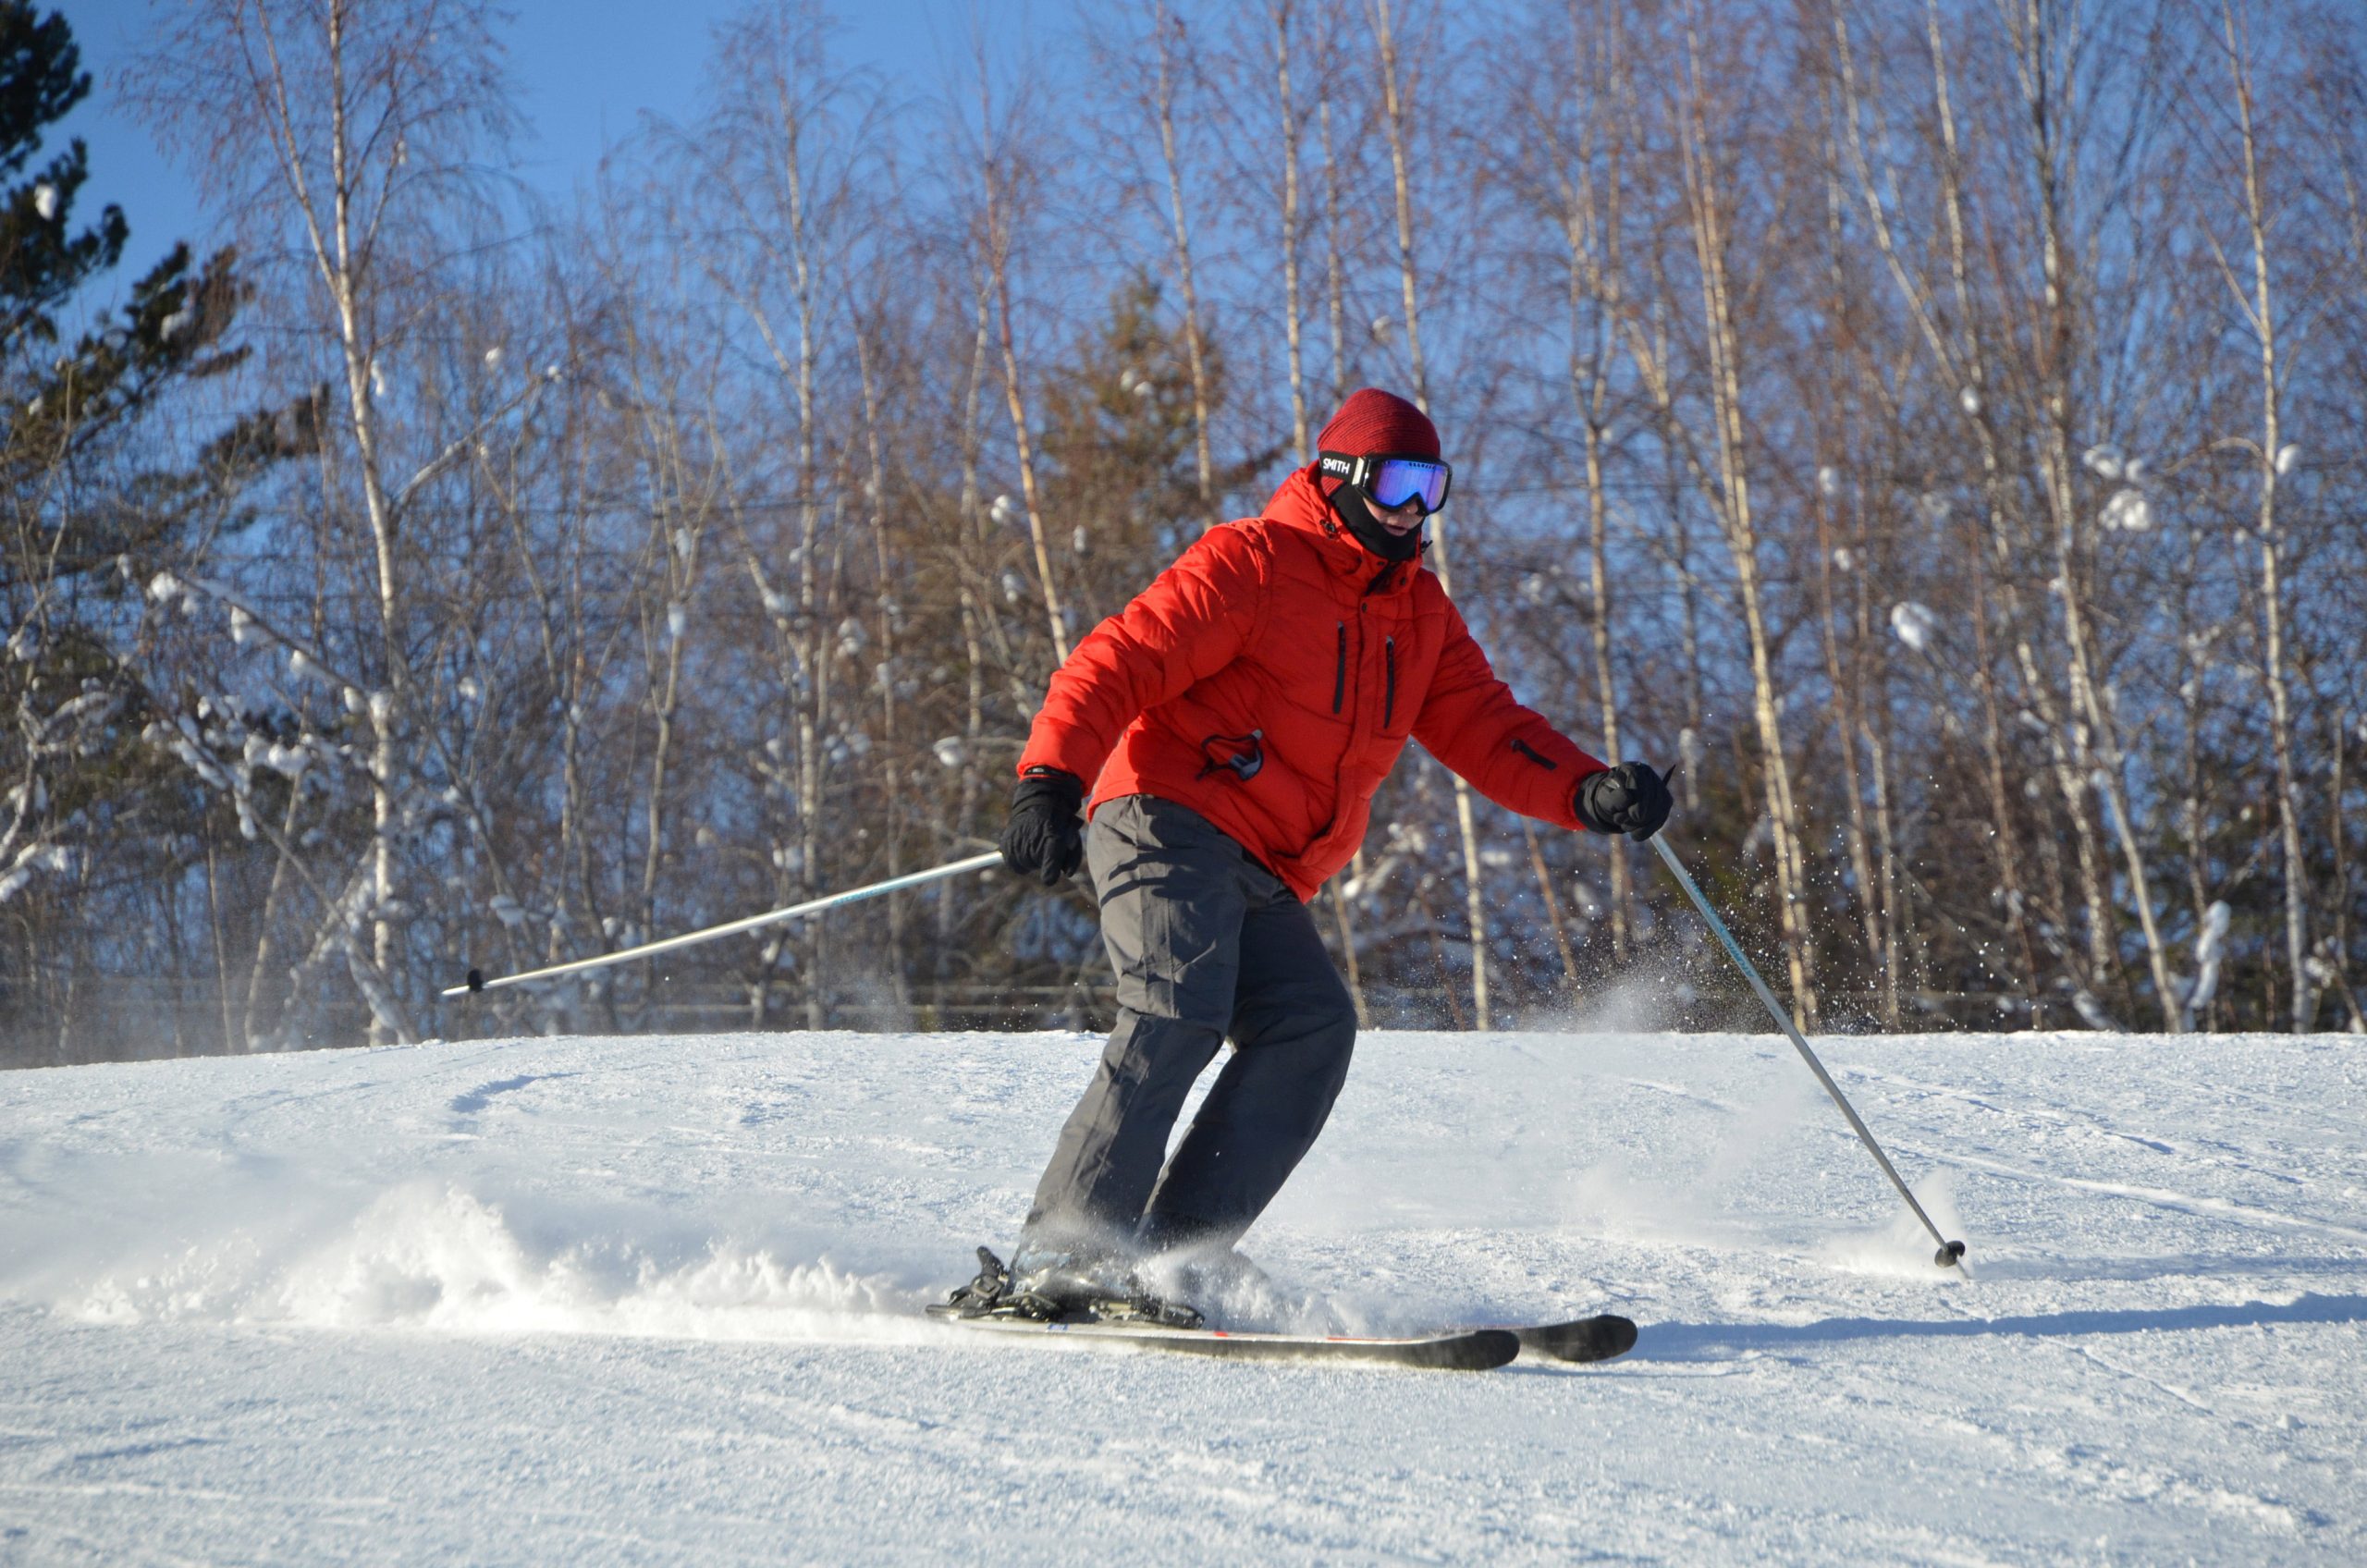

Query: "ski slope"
left=3, top=1024, right=2361, bottom=1564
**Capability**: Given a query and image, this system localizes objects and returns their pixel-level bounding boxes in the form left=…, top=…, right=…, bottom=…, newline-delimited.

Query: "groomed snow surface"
left=4, top=1024, right=2361, bottom=1564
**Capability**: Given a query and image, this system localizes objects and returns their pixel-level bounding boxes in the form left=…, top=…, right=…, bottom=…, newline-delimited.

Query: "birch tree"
left=124, top=0, right=536, bottom=1044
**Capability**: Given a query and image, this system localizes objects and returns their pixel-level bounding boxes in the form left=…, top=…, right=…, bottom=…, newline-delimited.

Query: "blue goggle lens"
left=1367, top=458, right=1450, bottom=512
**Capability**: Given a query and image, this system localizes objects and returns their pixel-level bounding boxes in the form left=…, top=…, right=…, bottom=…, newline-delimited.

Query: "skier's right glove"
left=1000, top=766, right=1086, bottom=885
left=1576, top=762, right=1674, bottom=841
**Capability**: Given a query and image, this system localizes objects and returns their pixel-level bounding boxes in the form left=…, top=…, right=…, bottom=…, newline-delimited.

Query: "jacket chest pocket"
left=1367, top=613, right=1424, bottom=739
left=1256, top=611, right=1358, bottom=726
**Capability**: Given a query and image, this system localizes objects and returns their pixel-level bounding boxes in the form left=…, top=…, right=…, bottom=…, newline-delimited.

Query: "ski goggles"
left=1317, top=450, right=1453, bottom=514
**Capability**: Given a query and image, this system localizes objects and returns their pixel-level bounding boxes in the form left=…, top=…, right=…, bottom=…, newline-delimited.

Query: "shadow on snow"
left=1631, top=1292, right=2367, bottom=1362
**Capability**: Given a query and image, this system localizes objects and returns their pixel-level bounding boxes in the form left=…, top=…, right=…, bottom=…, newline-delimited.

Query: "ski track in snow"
left=2, top=1028, right=2362, bottom=1564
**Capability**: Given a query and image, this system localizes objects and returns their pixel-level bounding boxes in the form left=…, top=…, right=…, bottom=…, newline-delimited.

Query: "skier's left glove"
left=1000, top=766, right=1086, bottom=885
left=1576, top=762, right=1674, bottom=841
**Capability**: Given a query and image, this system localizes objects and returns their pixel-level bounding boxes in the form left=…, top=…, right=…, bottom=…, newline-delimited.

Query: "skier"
left=977, top=388, right=1672, bottom=1320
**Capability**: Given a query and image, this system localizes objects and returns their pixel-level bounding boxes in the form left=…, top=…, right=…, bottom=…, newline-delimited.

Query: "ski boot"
left=1007, top=1239, right=1202, bottom=1328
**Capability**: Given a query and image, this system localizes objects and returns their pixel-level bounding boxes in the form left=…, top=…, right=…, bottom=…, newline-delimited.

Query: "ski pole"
left=443, top=850, right=1005, bottom=999
left=1648, top=832, right=1968, bottom=1271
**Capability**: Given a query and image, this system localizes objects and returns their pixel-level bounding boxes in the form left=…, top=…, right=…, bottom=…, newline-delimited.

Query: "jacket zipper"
left=1332, top=623, right=1347, bottom=715
left=1383, top=638, right=1397, bottom=729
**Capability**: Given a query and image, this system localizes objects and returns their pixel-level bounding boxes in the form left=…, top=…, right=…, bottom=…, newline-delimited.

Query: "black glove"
left=1000, top=766, right=1085, bottom=885
left=1576, top=762, right=1674, bottom=841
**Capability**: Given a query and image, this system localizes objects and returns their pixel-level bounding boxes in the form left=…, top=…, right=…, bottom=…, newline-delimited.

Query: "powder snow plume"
left=69, top=1181, right=938, bottom=1346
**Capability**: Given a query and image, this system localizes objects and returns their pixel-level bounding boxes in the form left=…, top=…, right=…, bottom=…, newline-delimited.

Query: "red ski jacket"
left=1018, top=465, right=1608, bottom=901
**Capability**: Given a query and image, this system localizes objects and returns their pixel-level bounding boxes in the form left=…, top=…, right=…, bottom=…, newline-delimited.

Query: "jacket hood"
left=1261, top=464, right=1420, bottom=593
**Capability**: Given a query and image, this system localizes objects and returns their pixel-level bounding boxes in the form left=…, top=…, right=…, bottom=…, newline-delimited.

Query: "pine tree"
left=0, top=3, right=276, bottom=1062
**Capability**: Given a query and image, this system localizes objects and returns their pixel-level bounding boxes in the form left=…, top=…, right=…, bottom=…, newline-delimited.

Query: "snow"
left=3, top=1027, right=2362, bottom=1564
left=1890, top=600, right=1938, bottom=652
left=2101, top=487, right=2153, bottom=532
left=2187, top=900, right=2233, bottom=1020
left=0, top=842, right=72, bottom=904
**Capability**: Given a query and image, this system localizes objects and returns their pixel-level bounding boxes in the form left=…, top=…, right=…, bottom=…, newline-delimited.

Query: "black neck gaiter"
left=1325, top=481, right=1424, bottom=563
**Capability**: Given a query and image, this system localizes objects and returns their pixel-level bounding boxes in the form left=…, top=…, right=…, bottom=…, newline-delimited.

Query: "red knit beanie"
left=1317, top=387, right=1440, bottom=460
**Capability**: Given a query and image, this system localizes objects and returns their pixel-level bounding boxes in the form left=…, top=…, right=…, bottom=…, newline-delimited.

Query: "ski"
left=926, top=1305, right=1521, bottom=1370
left=1502, top=1314, right=1638, bottom=1365
left=927, top=1248, right=1631, bottom=1370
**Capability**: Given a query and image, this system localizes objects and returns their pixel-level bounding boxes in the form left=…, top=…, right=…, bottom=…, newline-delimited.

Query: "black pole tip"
left=466, top=967, right=484, bottom=994
left=1936, top=1240, right=1967, bottom=1268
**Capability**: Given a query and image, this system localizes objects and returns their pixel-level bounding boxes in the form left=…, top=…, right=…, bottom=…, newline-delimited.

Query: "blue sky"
left=63, top=0, right=984, bottom=312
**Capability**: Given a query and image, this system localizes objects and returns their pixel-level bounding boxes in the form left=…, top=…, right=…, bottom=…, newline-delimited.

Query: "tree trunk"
left=2221, top=0, right=2312, bottom=1030
left=1151, top=1, right=1220, bottom=531
left=1371, top=0, right=1494, bottom=1027
left=1676, top=14, right=1817, bottom=1027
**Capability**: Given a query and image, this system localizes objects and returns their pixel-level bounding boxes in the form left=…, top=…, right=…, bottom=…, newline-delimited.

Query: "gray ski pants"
left=1025, top=794, right=1357, bottom=1254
